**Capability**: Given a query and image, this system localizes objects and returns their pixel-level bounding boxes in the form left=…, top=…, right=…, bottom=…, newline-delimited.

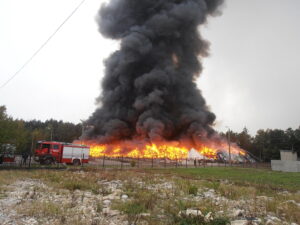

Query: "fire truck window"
left=42, top=144, right=50, bottom=149
left=53, top=145, right=59, bottom=149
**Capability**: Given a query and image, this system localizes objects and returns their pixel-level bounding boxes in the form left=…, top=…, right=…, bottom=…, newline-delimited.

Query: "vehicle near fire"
left=0, top=154, right=15, bottom=164
left=34, top=141, right=90, bottom=165
left=0, top=144, right=16, bottom=164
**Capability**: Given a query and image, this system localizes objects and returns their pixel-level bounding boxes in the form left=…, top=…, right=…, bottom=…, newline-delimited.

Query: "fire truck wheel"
left=44, top=158, right=53, bottom=165
left=73, top=159, right=81, bottom=166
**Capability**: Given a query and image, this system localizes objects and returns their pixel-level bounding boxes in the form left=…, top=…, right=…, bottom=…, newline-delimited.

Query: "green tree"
left=0, top=106, right=28, bottom=153
left=237, top=127, right=252, bottom=150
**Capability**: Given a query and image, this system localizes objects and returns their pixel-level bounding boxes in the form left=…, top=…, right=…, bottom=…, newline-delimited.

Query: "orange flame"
left=76, top=139, right=248, bottom=160
left=77, top=141, right=246, bottom=160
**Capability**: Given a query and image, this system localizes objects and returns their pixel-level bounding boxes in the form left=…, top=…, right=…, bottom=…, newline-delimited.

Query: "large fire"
left=77, top=140, right=246, bottom=160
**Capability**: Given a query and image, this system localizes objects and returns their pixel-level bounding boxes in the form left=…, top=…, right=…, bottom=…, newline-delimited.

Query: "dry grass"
left=218, top=183, right=257, bottom=200
left=17, top=201, right=63, bottom=217
left=16, top=200, right=93, bottom=225
left=266, top=193, right=300, bottom=224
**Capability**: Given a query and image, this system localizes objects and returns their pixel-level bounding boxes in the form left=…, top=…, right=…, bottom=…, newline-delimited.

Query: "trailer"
left=34, top=141, right=90, bottom=165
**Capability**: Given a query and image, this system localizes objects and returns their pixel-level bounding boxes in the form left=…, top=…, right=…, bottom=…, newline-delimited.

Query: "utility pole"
left=260, top=139, right=264, bottom=162
left=80, top=120, right=85, bottom=145
left=29, top=134, right=34, bottom=168
left=226, top=126, right=231, bottom=165
left=47, top=126, right=53, bottom=141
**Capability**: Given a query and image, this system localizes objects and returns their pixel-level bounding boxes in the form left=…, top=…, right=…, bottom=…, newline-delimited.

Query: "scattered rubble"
left=0, top=172, right=299, bottom=225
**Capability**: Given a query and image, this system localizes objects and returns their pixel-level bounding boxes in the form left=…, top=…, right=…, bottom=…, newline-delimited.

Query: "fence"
left=0, top=154, right=271, bottom=170
left=0, top=154, right=66, bottom=170
left=87, top=156, right=271, bottom=170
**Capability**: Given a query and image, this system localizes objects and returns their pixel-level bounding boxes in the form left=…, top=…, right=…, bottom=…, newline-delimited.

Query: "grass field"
left=148, top=167, right=300, bottom=192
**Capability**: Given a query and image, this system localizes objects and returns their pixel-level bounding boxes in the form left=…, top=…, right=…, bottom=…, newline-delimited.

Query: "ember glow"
left=77, top=141, right=246, bottom=160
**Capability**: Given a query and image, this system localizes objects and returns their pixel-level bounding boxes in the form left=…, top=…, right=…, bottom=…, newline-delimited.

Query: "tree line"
left=0, top=105, right=299, bottom=161
left=0, top=106, right=82, bottom=154
left=220, top=127, right=300, bottom=161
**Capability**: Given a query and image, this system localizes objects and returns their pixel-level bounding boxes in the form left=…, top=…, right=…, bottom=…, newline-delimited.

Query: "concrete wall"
left=271, top=160, right=300, bottom=172
left=280, top=151, right=297, bottom=161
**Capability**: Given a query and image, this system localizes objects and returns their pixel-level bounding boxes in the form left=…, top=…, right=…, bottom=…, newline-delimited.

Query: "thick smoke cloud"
left=84, top=0, right=224, bottom=145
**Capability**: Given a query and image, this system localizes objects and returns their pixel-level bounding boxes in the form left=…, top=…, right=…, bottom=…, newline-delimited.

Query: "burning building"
left=81, top=0, right=249, bottom=161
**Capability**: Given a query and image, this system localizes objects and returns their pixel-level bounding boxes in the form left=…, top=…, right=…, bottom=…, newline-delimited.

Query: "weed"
left=133, top=189, right=158, bottom=211
left=0, top=192, right=7, bottom=199
left=113, top=200, right=146, bottom=224
left=204, top=181, right=220, bottom=191
left=209, top=217, right=230, bottom=225
left=119, top=201, right=146, bottom=214
left=96, top=201, right=103, bottom=213
left=188, top=185, right=198, bottom=196
left=174, top=214, right=206, bottom=225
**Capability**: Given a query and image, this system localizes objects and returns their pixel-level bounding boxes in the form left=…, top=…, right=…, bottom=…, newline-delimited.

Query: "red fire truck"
left=34, top=141, right=90, bottom=165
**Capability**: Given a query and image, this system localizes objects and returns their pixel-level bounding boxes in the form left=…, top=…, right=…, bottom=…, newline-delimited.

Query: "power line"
left=0, top=0, right=87, bottom=89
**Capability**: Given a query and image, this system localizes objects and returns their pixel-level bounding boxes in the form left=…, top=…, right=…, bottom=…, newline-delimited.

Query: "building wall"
left=280, top=151, right=297, bottom=161
left=271, top=160, right=300, bottom=172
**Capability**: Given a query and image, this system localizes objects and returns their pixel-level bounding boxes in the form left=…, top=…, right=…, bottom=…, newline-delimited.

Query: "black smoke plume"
left=83, top=0, right=224, bottom=146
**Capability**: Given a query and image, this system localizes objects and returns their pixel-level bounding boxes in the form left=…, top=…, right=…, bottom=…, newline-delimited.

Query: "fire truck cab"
left=34, top=141, right=89, bottom=165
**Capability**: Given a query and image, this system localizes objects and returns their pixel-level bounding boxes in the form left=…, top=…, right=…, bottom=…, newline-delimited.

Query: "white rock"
left=103, top=195, right=116, bottom=200
left=23, top=218, right=38, bottom=225
left=266, top=217, right=282, bottom=225
left=279, top=191, right=290, bottom=195
left=102, top=208, right=119, bottom=217
left=203, top=190, right=216, bottom=198
left=266, top=219, right=275, bottom=225
left=257, top=196, right=268, bottom=201
left=269, top=216, right=281, bottom=222
left=204, top=212, right=213, bottom=222
left=185, top=209, right=203, bottom=217
left=103, top=199, right=111, bottom=205
left=283, top=200, right=300, bottom=207
left=253, top=218, right=262, bottom=224
left=121, top=194, right=128, bottom=200
left=231, top=220, right=248, bottom=225
left=231, top=209, right=244, bottom=217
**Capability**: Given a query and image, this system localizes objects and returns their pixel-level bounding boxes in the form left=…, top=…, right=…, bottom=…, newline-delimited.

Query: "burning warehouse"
left=80, top=0, right=251, bottom=161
